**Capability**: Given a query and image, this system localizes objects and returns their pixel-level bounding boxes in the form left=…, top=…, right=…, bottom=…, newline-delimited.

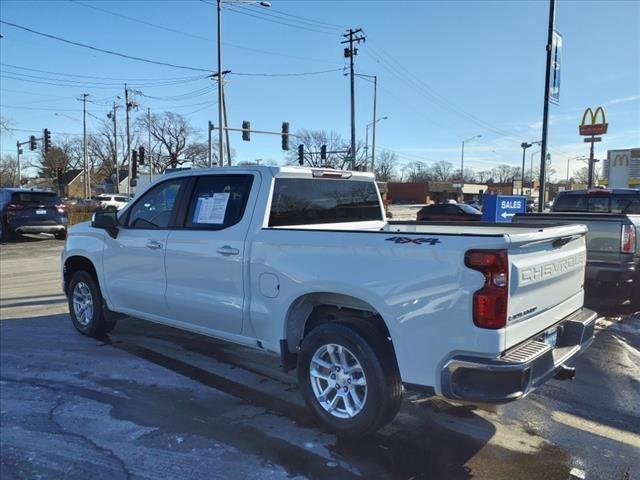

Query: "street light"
left=216, top=0, right=270, bottom=168
left=461, top=135, right=481, bottom=192
left=365, top=116, right=387, bottom=172
left=520, top=142, right=533, bottom=195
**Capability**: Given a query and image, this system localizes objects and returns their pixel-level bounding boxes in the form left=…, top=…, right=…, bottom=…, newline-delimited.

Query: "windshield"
left=458, top=203, right=481, bottom=214
left=553, top=193, right=640, bottom=213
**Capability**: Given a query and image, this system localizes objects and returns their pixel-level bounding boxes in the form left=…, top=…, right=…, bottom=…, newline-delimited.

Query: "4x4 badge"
left=386, top=237, right=441, bottom=245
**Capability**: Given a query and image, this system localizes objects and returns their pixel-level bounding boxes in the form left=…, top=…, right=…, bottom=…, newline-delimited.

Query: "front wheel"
left=54, top=229, right=67, bottom=240
left=67, top=270, right=117, bottom=337
left=297, top=322, right=402, bottom=437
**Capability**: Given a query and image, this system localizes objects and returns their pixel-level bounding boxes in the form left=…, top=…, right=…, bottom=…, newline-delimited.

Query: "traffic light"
left=297, top=144, right=304, bottom=166
left=43, top=128, right=51, bottom=153
left=242, top=121, right=250, bottom=141
left=138, top=146, right=145, bottom=165
left=281, top=122, right=289, bottom=151
left=29, top=135, right=37, bottom=151
left=131, top=150, right=138, bottom=179
left=320, top=145, right=327, bottom=160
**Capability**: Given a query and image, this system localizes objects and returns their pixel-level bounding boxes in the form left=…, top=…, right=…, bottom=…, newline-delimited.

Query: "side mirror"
left=91, top=211, right=119, bottom=238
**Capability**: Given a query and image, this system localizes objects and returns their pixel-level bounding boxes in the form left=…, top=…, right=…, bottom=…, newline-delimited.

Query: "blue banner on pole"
left=550, top=30, right=562, bottom=105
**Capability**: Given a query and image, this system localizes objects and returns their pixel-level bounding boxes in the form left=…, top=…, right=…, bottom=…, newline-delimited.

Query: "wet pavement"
left=1, top=235, right=639, bottom=479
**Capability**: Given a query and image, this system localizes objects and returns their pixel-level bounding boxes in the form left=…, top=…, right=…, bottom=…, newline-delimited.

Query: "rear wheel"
left=297, top=322, right=403, bottom=437
left=54, top=229, right=67, bottom=240
left=68, top=270, right=117, bottom=337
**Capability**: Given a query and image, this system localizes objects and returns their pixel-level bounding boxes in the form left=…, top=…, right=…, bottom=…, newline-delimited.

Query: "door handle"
left=146, top=240, right=163, bottom=250
left=217, top=245, right=239, bottom=256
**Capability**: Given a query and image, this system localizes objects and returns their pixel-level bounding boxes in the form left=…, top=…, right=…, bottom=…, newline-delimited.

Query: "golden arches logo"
left=612, top=154, right=629, bottom=167
left=579, top=106, right=608, bottom=136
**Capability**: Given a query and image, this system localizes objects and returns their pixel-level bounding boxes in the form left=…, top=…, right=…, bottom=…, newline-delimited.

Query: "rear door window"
left=185, top=175, right=253, bottom=230
left=269, top=178, right=382, bottom=227
left=611, top=195, right=640, bottom=214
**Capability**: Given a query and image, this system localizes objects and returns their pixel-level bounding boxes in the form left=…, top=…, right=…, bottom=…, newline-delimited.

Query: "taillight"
left=56, top=204, right=67, bottom=214
left=6, top=203, right=24, bottom=213
left=621, top=224, right=636, bottom=253
left=465, top=249, right=509, bottom=329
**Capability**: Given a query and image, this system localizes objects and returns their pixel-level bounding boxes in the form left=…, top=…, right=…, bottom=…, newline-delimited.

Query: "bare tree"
left=477, top=170, right=493, bottom=183
left=0, top=155, right=19, bottom=187
left=286, top=129, right=366, bottom=169
left=374, top=150, right=398, bottom=182
left=0, top=116, right=13, bottom=134
left=571, top=165, right=601, bottom=184
left=431, top=160, right=455, bottom=182
left=492, top=164, right=517, bottom=184
left=138, top=112, right=197, bottom=170
left=404, top=161, right=433, bottom=182
left=183, top=142, right=212, bottom=168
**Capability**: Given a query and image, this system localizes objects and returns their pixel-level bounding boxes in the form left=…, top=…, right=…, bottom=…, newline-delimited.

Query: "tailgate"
left=505, top=225, right=587, bottom=349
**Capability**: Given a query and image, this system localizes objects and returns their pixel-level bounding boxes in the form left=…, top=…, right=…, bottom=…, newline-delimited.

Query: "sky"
left=1, top=0, right=639, bottom=180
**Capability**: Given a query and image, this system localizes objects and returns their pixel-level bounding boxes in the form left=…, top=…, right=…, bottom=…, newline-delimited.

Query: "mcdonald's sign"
left=579, top=106, right=608, bottom=136
left=612, top=154, right=629, bottom=167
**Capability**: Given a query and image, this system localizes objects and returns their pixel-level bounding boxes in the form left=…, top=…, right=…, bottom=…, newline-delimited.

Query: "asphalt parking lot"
left=1, top=235, right=639, bottom=480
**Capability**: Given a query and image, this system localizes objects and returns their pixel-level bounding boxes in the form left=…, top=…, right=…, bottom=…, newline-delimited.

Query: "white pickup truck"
left=62, top=166, right=596, bottom=436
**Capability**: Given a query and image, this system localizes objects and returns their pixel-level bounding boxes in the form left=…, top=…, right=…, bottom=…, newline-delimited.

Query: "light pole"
left=461, top=135, right=481, bottom=193
left=216, top=0, right=270, bottom=168
left=520, top=142, right=532, bottom=195
left=365, top=116, right=387, bottom=172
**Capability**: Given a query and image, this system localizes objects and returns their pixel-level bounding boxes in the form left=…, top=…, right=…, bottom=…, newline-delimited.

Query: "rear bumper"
left=440, top=307, right=597, bottom=403
left=585, top=258, right=638, bottom=286
left=12, top=224, right=67, bottom=233
left=8, top=218, right=68, bottom=233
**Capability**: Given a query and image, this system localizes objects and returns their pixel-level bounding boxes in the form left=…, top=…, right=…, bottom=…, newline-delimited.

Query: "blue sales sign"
left=481, top=195, right=527, bottom=223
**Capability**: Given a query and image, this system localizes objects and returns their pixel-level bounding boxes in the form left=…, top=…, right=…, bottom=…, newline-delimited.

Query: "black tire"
left=630, top=279, right=640, bottom=311
left=54, top=229, right=67, bottom=240
left=67, top=270, right=117, bottom=337
left=297, top=322, right=403, bottom=437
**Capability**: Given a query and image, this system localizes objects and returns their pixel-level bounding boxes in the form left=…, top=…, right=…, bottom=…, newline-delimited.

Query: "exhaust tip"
left=554, top=364, right=576, bottom=381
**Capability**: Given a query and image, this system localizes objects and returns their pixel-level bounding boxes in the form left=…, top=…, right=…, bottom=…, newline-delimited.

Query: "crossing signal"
left=138, top=146, right=145, bottom=165
left=297, top=144, right=304, bottom=165
left=242, top=121, right=250, bottom=141
left=281, top=122, right=289, bottom=151
left=29, top=135, right=37, bottom=151
left=43, top=128, right=51, bottom=153
left=320, top=145, right=327, bottom=160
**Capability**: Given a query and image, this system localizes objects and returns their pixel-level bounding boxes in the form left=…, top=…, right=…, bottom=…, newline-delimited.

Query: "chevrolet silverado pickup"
left=61, top=166, right=596, bottom=436
left=515, top=188, right=640, bottom=307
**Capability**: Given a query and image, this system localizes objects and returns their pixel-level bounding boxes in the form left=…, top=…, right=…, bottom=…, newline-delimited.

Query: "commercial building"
left=602, top=148, right=640, bottom=188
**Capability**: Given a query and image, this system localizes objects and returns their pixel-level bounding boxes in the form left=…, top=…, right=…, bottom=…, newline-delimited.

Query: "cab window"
left=126, top=178, right=184, bottom=229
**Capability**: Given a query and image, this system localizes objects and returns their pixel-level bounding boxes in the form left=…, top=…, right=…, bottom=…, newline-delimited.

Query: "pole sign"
left=579, top=106, right=608, bottom=136
left=481, top=195, right=527, bottom=223
left=550, top=30, right=563, bottom=105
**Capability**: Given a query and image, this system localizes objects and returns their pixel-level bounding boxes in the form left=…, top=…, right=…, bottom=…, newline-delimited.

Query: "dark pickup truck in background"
left=515, top=188, right=640, bottom=307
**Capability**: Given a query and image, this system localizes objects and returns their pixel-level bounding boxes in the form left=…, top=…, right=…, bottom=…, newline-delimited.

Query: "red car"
left=416, top=203, right=482, bottom=221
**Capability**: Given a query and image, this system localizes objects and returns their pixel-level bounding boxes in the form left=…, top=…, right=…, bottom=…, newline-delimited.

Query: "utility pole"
left=16, top=141, right=22, bottom=187
left=148, top=107, right=152, bottom=183
left=222, top=80, right=231, bottom=166
left=108, top=102, right=119, bottom=194
left=81, top=93, right=90, bottom=199
left=124, top=84, right=132, bottom=194
left=370, top=75, right=378, bottom=172
left=538, top=0, right=556, bottom=212
left=342, top=28, right=366, bottom=163
left=520, top=142, right=532, bottom=195
left=216, top=0, right=224, bottom=168
left=208, top=121, right=214, bottom=167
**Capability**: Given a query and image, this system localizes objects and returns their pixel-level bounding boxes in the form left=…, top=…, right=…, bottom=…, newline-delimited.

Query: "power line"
left=260, top=5, right=346, bottom=30
left=0, top=20, right=213, bottom=73
left=1, top=62, right=207, bottom=83
left=218, top=3, right=334, bottom=35
left=229, top=3, right=338, bottom=33
left=230, top=68, right=343, bottom=77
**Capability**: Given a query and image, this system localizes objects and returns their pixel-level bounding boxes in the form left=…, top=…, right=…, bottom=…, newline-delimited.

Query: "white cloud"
left=606, top=94, right=640, bottom=105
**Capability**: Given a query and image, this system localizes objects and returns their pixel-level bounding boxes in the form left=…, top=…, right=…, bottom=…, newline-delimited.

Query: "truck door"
left=103, top=177, right=186, bottom=318
left=164, top=173, right=258, bottom=334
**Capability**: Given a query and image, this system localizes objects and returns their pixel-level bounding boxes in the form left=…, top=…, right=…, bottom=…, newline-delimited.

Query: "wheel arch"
left=283, top=292, right=399, bottom=375
left=63, top=255, right=100, bottom=296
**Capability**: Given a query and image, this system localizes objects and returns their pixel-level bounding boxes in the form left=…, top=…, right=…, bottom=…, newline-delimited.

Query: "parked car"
left=0, top=188, right=68, bottom=241
left=526, top=200, right=537, bottom=212
left=416, top=202, right=482, bottom=221
left=67, top=198, right=99, bottom=208
left=94, top=194, right=130, bottom=211
left=464, top=200, right=482, bottom=211
left=515, top=188, right=640, bottom=306
left=62, top=166, right=595, bottom=436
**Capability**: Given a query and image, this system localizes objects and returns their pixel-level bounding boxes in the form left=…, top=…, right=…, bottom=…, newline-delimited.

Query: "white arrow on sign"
left=501, top=211, right=516, bottom=219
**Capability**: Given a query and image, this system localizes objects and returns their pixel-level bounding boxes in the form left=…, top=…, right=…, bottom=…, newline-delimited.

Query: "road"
left=1, top=235, right=639, bottom=480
